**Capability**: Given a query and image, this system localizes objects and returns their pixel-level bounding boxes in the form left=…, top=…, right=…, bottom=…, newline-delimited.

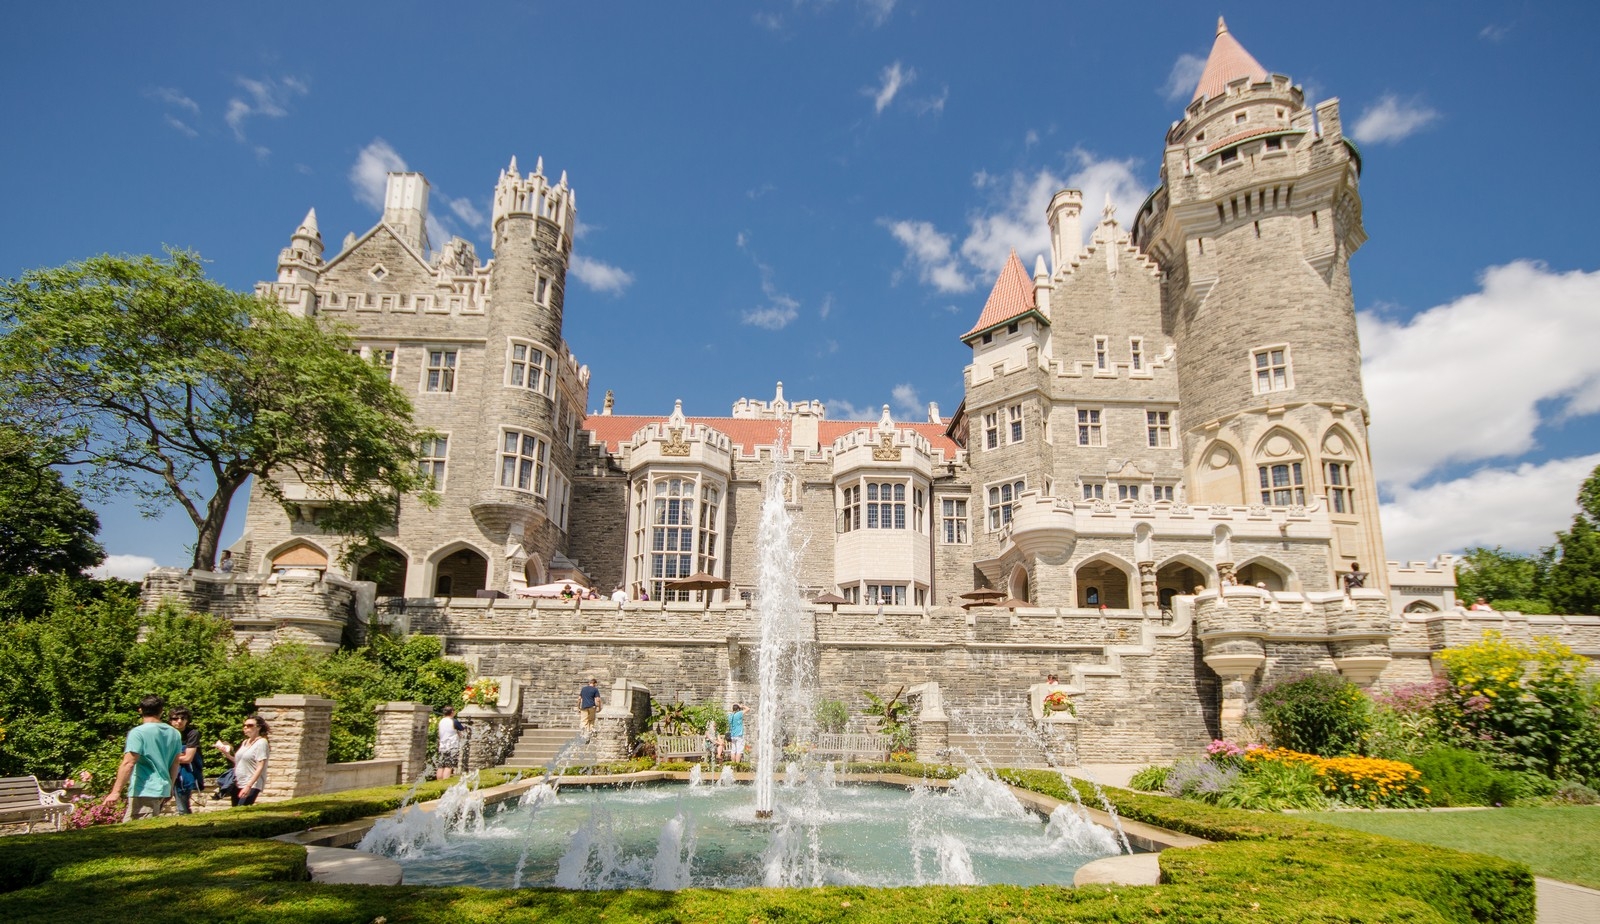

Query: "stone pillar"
left=374, top=702, right=433, bottom=783
left=254, top=694, right=336, bottom=801
left=1215, top=561, right=1235, bottom=587
left=460, top=677, right=524, bottom=773
left=1137, top=560, right=1157, bottom=614
left=592, top=678, right=650, bottom=762
left=907, top=681, right=949, bottom=764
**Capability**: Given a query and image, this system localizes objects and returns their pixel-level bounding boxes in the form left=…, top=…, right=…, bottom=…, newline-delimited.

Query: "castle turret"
left=1136, top=18, right=1385, bottom=588
left=276, top=208, right=324, bottom=285
left=381, top=173, right=430, bottom=255
left=1046, top=189, right=1083, bottom=277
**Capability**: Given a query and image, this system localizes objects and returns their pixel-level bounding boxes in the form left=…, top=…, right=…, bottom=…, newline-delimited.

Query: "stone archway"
left=1236, top=559, right=1289, bottom=591
left=269, top=541, right=328, bottom=574
left=1008, top=564, right=1031, bottom=603
left=355, top=545, right=408, bottom=597
left=431, top=546, right=489, bottom=597
left=1075, top=557, right=1133, bottom=608
left=1156, top=556, right=1210, bottom=608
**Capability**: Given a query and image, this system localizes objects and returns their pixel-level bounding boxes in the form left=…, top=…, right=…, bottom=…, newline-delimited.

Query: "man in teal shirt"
left=102, top=694, right=183, bottom=821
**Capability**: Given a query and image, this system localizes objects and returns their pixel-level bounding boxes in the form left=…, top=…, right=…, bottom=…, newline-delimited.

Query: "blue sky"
left=3, top=2, right=1597, bottom=577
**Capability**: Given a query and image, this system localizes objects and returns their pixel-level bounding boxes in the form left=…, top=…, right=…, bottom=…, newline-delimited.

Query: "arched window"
left=1255, top=430, right=1309, bottom=507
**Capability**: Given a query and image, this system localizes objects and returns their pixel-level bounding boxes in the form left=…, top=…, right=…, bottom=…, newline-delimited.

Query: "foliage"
left=1213, top=757, right=1329, bottom=811
left=814, top=698, right=848, bottom=734
left=1409, top=746, right=1525, bottom=806
left=1489, top=597, right=1553, bottom=615
left=0, top=250, right=433, bottom=570
left=1253, top=671, right=1370, bottom=756
left=1546, top=516, right=1600, bottom=615
left=0, top=427, right=103, bottom=578
left=1241, top=747, right=1429, bottom=808
left=1436, top=630, right=1596, bottom=781
left=0, top=579, right=465, bottom=779
left=1042, top=690, right=1074, bottom=714
left=649, top=699, right=694, bottom=736
left=1552, top=781, right=1599, bottom=805
left=1128, top=764, right=1169, bottom=792
left=1365, top=680, right=1449, bottom=759
left=860, top=686, right=912, bottom=753
left=684, top=703, right=726, bottom=737
left=64, top=798, right=125, bottom=830
left=1163, top=756, right=1240, bottom=799
left=1455, top=546, right=1547, bottom=610
left=0, top=768, right=1537, bottom=924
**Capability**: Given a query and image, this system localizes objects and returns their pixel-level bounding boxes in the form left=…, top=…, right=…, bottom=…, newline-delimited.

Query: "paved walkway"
left=1536, top=878, right=1600, bottom=924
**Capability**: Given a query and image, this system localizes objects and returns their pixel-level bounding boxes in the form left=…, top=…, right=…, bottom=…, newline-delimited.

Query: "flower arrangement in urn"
left=463, top=678, right=501, bottom=707
left=1043, top=690, right=1075, bottom=715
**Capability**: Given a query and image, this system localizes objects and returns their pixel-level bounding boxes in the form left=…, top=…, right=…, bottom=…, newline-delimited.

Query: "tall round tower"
left=1133, top=19, right=1386, bottom=588
left=470, top=157, right=580, bottom=583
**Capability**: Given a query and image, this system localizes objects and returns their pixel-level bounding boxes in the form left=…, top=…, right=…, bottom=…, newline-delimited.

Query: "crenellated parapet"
left=1193, top=585, right=1392, bottom=686
left=622, top=400, right=734, bottom=471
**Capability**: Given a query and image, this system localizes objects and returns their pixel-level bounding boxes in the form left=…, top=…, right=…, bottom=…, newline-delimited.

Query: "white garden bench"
left=0, top=776, right=72, bottom=832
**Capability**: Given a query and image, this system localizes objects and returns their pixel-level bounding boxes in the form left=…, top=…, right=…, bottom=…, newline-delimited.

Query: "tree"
left=1543, top=463, right=1600, bottom=616
left=0, top=250, right=432, bottom=570
left=0, top=426, right=103, bottom=576
left=1454, top=546, right=1547, bottom=610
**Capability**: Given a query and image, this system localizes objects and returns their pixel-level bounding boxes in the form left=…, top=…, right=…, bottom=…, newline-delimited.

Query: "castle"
left=242, top=20, right=1387, bottom=612
left=155, top=20, right=1593, bottom=762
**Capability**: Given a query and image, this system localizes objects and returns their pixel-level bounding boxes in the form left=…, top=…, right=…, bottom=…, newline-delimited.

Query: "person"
left=561, top=583, right=577, bottom=601
left=103, top=694, right=183, bottom=821
left=1343, top=563, right=1366, bottom=591
left=611, top=585, right=628, bottom=606
left=215, top=714, right=270, bottom=806
left=437, top=706, right=464, bottom=779
left=702, top=717, right=720, bottom=767
left=217, top=550, right=234, bottom=573
left=1045, top=673, right=1059, bottom=685
left=168, top=705, right=204, bottom=815
left=639, top=588, right=650, bottom=601
left=1470, top=597, right=1493, bottom=611
left=727, top=703, right=746, bottom=763
left=585, top=588, right=600, bottom=600
left=579, top=678, right=602, bottom=737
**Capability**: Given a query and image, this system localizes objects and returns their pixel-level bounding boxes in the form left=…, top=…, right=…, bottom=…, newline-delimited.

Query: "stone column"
left=460, top=677, right=524, bottom=773
left=592, top=678, right=649, bottom=762
left=907, top=681, right=949, bottom=764
left=1137, top=560, right=1157, bottom=614
left=1215, top=561, right=1235, bottom=587
left=253, top=694, right=336, bottom=801
left=374, top=702, right=433, bottom=783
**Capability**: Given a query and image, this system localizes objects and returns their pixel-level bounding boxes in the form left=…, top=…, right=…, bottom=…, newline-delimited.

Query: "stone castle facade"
left=177, top=21, right=1598, bottom=760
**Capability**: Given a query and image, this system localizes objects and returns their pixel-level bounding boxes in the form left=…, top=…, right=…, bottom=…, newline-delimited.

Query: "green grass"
left=0, top=766, right=1535, bottom=923
left=1303, top=806, right=1600, bottom=889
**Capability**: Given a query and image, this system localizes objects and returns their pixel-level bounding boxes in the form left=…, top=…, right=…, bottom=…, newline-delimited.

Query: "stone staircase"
left=498, top=725, right=597, bottom=771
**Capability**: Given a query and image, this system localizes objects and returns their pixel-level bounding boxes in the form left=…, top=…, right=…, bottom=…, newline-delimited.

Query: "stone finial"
left=559, top=170, right=568, bottom=188
left=534, top=156, right=544, bottom=176
left=297, top=207, right=320, bottom=239
left=669, top=399, right=687, bottom=427
left=928, top=401, right=942, bottom=425
left=603, top=389, right=615, bottom=415
left=773, top=381, right=785, bottom=404
left=879, top=404, right=893, bottom=429
left=1217, top=15, right=1228, bottom=36
left=507, top=155, right=519, bottom=176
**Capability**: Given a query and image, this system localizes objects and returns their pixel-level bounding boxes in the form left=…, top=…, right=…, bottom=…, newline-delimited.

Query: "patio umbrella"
left=811, top=592, right=849, bottom=611
left=666, top=572, right=731, bottom=592
left=994, top=597, right=1033, bottom=609
left=959, top=587, right=1005, bottom=600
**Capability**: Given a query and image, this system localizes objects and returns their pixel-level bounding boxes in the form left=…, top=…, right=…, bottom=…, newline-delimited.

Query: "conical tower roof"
left=1192, top=17, right=1269, bottom=102
left=962, top=251, right=1038, bottom=341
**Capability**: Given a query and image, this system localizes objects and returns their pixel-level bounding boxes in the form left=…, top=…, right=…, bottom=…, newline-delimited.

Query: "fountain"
left=361, top=443, right=1128, bottom=889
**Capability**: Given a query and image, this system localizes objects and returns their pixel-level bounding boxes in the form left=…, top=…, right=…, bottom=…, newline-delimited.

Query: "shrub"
left=1489, top=597, right=1552, bottom=614
left=1553, top=781, right=1600, bottom=804
left=815, top=699, right=848, bottom=734
left=1366, top=680, right=1448, bottom=759
left=1164, top=756, right=1240, bottom=801
left=1410, top=746, right=1522, bottom=806
left=1436, top=631, right=1596, bottom=779
left=1254, top=671, right=1370, bottom=756
left=1128, top=764, right=1169, bottom=792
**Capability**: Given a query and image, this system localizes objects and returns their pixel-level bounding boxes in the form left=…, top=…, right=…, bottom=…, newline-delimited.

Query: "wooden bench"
left=0, top=776, right=72, bottom=832
left=812, top=733, right=890, bottom=762
left=656, top=735, right=710, bottom=761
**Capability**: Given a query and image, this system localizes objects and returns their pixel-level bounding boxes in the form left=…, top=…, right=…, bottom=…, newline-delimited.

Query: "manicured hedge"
left=0, top=766, right=1534, bottom=923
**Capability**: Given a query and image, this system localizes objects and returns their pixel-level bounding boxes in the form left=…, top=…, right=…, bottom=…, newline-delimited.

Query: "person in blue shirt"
left=103, top=695, right=183, bottom=821
left=727, top=703, right=746, bottom=763
left=579, top=678, right=602, bottom=738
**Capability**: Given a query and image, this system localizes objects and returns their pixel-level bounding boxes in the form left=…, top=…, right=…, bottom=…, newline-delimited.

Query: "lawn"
left=1303, top=806, right=1600, bottom=889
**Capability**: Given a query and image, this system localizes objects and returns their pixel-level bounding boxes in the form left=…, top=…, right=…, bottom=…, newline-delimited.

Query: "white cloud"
left=163, top=114, right=198, bottom=138
left=909, top=86, right=948, bottom=117
left=1362, top=261, right=1600, bottom=487
left=881, top=219, right=972, bottom=293
left=891, top=383, right=921, bottom=419
left=224, top=75, right=308, bottom=146
left=1350, top=94, right=1440, bottom=144
left=743, top=303, right=799, bottom=330
left=860, top=0, right=897, bottom=27
left=819, top=293, right=834, bottom=319
left=867, top=61, right=914, bottom=115
left=1380, top=454, right=1599, bottom=561
left=959, top=149, right=1146, bottom=276
left=94, top=554, right=158, bottom=582
left=570, top=254, right=635, bottom=295
left=350, top=138, right=408, bottom=210
left=1480, top=23, right=1512, bottom=42
left=826, top=398, right=880, bottom=421
left=146, top=86, right=199, bottom=115
left=1162, top=53, right=1207, bottom=102
left=447, top=196, right=485, bottom=228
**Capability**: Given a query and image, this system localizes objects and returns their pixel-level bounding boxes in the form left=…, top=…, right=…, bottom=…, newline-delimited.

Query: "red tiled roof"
left=961, top=251, right=1036, bottom=341
left=582, top=414, right=961, bottom=457
left=1192, top=18, right=1269, bottom=103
